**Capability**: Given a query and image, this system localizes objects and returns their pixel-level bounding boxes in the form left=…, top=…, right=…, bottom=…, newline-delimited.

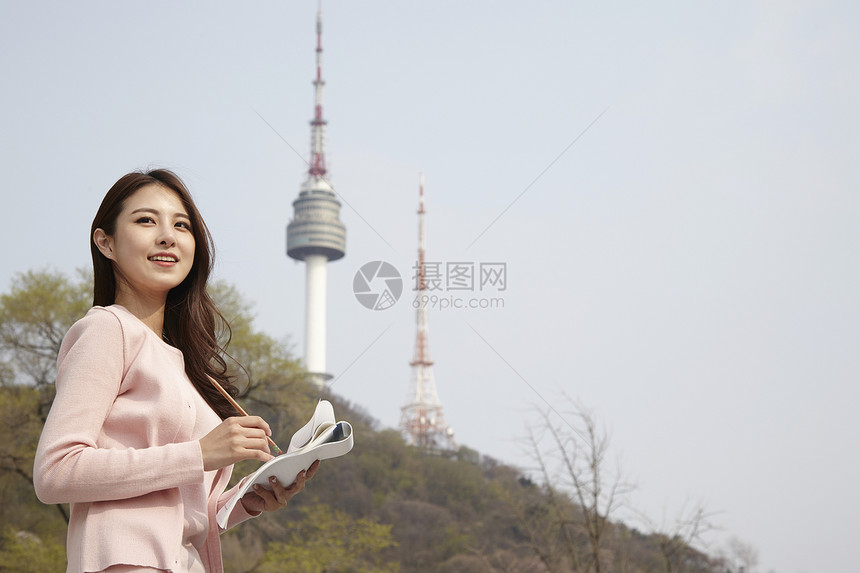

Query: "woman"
left=33, top=169, right=318, bottom=573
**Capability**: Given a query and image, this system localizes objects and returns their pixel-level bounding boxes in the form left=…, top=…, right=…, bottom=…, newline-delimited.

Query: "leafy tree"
left=0, top=268, right=92, bottom=413
left=251, top=504, right=398, bottom=573
left=0, top=528, right=66, bottom=573
left=0, top=268, right=91, bottom=526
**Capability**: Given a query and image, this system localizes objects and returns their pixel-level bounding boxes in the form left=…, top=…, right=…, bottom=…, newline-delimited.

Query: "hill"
left=220, top=390, right=719, bottom=573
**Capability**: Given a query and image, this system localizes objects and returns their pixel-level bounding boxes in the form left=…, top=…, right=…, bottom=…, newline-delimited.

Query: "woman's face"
left=95, top=184, right=196, bottom=305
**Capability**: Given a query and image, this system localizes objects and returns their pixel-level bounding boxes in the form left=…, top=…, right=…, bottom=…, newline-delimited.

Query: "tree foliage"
left=0, top=269, right=92, bottom=527
left=0, top=268, right=92, bottom=408
left=252, top=504, right=398, bottom=573
left=0, top=528, right=66, bottom=573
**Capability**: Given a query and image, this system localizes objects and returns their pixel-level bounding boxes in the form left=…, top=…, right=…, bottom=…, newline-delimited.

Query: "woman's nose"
left=157, top=226, right=176, bottom=247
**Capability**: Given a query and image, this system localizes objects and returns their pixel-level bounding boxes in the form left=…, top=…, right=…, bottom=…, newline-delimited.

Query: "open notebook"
left=216, top=399, right=354, bottom=528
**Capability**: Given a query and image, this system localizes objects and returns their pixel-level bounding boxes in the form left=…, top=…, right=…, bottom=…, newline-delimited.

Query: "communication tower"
left=286, top=6, right=346, bottom=389
left=399, top=175, right=456, bottom=451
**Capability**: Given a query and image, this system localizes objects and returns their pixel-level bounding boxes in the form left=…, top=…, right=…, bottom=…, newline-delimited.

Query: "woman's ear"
left=93, top=228, right=114, bottom=259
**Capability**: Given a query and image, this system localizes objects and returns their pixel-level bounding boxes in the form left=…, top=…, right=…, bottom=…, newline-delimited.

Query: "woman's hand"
left=199, top=416, right=274, bottom=471
left=240, top=460, right=320, bottom=513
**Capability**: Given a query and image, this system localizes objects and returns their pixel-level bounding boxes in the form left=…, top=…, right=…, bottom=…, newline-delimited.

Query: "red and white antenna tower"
left=309, top=2, right=326, bottom=179
left=399, top=174, right=456, bottom=451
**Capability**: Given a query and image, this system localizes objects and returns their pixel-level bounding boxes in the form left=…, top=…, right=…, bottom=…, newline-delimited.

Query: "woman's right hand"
left=199, top=416, right=274, bottom=471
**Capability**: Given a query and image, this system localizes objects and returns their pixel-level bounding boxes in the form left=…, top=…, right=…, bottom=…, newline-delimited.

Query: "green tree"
left=252, top=504, right=399, bottom=573
left=0, top=268, right=92, bottom=413
left=0, top=268, right=92, bottom=526
left=0, top=528, right=66, bottom=573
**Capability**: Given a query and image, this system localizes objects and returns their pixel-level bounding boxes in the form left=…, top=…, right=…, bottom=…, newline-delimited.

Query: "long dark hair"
left=90, top=168, right=239, bottom=419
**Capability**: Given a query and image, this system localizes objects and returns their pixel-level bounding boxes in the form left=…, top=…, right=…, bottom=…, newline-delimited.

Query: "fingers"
left=250, top=463, right=319, bottom=512
left=223, top=418, right=272, bottom=460
left=200, top=416, right=275, bottom=470
left=282, top=463, right=316, bottom=498
left=305, top=459, right=321, bottom=480
left=234, top=415, right=272, bottom=437
left=235, top=417, right=275, bottom=463
left=251, top=481, right=283, bottom=510
left=251, top=476, right=292, bottom=511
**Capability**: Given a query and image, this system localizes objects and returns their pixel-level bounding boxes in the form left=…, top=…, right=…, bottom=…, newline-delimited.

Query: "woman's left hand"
left=239, top=460, right=320, bottom=513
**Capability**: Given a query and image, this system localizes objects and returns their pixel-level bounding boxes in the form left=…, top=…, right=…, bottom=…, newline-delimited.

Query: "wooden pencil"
left=207, top=375, right=282, bottom=455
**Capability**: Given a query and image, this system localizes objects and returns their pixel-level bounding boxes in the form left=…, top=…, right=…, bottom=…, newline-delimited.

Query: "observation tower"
left=399, top=175, right=456, bottom=451
left=287, top=7, right=346, bottom=389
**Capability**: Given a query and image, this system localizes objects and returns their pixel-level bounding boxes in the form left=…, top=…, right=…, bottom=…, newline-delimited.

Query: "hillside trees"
left=0, top=269, right=92, bottom=528
left=0, top=269, right=94, bottom=569
left=714, top=536, right=759, bottom=573
left=0, top=529, right=66, bottom=573
left=245, top=504, right=398, bottom=573
left=0, top=269, right=92, bottom=417
left=524, top=399, right=634, bottom=573
left=646, top=501, right=716, bottom=573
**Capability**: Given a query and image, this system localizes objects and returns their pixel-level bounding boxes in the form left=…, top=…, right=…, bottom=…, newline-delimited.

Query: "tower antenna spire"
left=309, top=1, right=326, bottom=178
left=399, top=174, right=456, bottom=451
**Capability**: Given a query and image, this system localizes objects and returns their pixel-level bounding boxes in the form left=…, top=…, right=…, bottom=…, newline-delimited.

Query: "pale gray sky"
left=2, top=2, right=858, bottom=572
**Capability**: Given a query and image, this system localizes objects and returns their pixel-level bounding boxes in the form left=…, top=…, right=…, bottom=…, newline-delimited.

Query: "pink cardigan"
left=34, top=305, right=257, bottom=573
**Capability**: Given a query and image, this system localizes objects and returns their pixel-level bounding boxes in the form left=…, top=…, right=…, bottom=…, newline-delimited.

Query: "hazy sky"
left=2, top=2, right=858, bottom=572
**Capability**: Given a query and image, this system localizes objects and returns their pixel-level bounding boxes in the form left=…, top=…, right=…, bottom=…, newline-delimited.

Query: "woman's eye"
left=175, top=221, right=192, bottom=230
left=135, top=216, right=155, bottom=224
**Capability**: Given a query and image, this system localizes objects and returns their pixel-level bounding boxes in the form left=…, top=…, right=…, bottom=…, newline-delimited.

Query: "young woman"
left=34, top=169, right=318, bottom=573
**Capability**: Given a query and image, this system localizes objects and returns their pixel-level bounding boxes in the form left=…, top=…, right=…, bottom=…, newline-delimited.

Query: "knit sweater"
left=34, top=305, right=257, bottom=573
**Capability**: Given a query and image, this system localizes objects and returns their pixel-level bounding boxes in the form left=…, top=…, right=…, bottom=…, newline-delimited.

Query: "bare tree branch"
left=521, top=398, right=635, bottom=573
